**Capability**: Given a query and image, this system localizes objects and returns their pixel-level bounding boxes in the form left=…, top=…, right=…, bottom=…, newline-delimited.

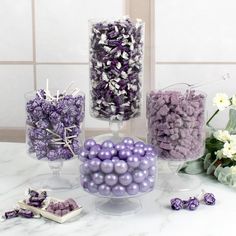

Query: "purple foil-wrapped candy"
left=4, top=210, right=19, bottom=219
left=18, top=209, right=34, bottom=218
left=203, top=193, right=216, bottom=205
left=170, top=198, right=183, bottom=210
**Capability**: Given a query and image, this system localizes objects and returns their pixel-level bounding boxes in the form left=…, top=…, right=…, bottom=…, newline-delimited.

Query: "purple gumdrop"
left=87, top=181, right=98, bottom=193
left=112, top=185, right=126, bottom=197
left=118, top=148, right=132, bottom=160
left=100, top=159, right=114, bottom=174
left=114, top=160, right=128, bottom=174
left=98, top=149, right=112, bottom=160
left=88, top=158, right=101, bottom=172
left=127, top=155, right=140, bottom=168
left=122, top=137, right=134, bottom=146
left=92, top=172, right=104, bottom=185
left=119, top=173, right=133, bottom=186
left=133, top=170, right=145, bottom=183
left=126, top=183, right=139, bottom=195
left=84, top=139, right=96, bottom=150
left=133, top=147, right=145, bottom=156
left=98, top=184, right=111, bottom=196
left=139, top=158, right=150, bottom=170
left=139, top=180, right=150, bottom=192
left=102, top=140, right=114, bottom=149
left=104, top=173, right=118, bottom=186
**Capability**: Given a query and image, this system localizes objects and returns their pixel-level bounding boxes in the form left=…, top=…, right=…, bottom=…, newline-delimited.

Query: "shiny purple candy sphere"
left=79, top=137, right=157, bottom=197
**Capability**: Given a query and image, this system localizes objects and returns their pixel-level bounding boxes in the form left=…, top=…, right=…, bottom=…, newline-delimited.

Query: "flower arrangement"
left=182, top=93, right=236, bottom=187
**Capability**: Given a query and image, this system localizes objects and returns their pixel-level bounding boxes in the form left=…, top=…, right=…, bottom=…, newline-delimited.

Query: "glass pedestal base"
left=157, top=161, right=201, bottom=192
left=95, top=198, right=141, bottom=216
left=28, top=173, right=79, bottom=191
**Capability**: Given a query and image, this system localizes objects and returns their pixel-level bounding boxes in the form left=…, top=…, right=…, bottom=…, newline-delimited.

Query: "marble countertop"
left=0, top=142, right=235, bottom=236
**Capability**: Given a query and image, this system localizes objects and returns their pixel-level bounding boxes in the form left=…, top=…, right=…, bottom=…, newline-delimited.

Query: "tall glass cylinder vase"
left=147, top=85, right=206, bottom=192
left=25, top=89, right=85, bottom=190
left=89, top=17, right=144, bottom=142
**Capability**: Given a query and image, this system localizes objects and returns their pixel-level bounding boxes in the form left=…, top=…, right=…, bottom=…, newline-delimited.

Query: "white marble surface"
left=0, top=142, right=235, bottom=236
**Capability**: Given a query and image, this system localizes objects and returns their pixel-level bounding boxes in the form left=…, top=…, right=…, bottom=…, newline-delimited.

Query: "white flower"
left=222, top=142, right=236, bottom=158
left=215, top=149, right=224, bottom=159
left=213, top=130, right=231, bottom=142
left=213, top=93, right=231, bottom=111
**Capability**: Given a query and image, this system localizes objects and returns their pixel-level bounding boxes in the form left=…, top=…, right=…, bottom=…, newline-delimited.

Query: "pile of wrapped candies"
left=26, top=189, right=47, bottom=208
left=26, top=89, right=85, bottom=161
left=89, top=17, right=144, bottom=121
left=147, top=89, right=205, bottom=161
left=79, top=137, right=156, bottom=197
left=46, top=198, right=79, bottom=216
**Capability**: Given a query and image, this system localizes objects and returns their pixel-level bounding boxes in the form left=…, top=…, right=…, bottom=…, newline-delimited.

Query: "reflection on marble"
left=0, top=142, right=235, bottom=236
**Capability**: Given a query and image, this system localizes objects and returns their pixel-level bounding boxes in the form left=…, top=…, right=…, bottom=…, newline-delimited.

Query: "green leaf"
left=203, top=153, right=212, bottom=170
left=205, top=136, right=224, bottom=153
left=206, top=158, right=218, bottom=175
left=226, top=109, right=236, bottom=133
left=181, top=159, right=204, bottom=175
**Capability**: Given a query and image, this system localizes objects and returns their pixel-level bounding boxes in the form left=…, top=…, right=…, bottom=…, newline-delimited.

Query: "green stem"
left=206, top=109, right=219, bottom=126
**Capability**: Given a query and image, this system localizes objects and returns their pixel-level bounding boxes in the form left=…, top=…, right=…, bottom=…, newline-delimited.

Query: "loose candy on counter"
left=89, top=18, right=144, bottom=121
left=79, top=137, right=157, bottom=197
left=45, top=198, right=79, bottom=216
left=2, top=209, right=37, bottom=221
left=147, top=89, right=206, bottom=161
left=26, top=88, right=85, bottom=161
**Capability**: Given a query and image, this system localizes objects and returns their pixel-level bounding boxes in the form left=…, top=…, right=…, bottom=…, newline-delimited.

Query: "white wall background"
left=1, top=0, right=236, bottom=134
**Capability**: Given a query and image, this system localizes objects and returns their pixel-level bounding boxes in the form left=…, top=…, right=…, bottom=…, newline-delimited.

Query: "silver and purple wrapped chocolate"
left=147, top=89, right=206, bottom=161
left=79, top=137, right=157, bottom=197
left=89, top=18, right=144, bottom=121
left=25, top=89, right=85, bottom=161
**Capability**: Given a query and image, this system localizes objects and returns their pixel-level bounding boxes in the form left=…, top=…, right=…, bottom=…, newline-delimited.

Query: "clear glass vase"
left=147, top=84, right=206, bottom=192
left=25, top=89, right=85, bottom=191
left=79, top=137, right=157, bottom=215
left=89, top=17, right=145, bottom=141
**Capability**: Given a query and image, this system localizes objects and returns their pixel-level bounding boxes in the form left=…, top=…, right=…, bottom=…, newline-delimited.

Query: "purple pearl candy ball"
left=118, top=148, right=132, bottom=160
left=88, top=144, right=101, bottom=159
left=127, top=155, right=140, bottom=168
left=111, top=156, right=120, bottom=163
left=149, top=166, right=156, bottom=176
left=112, top=185, right=126, bottom=197
left=139, top=158, right=150, bottom=170
left=80, top=175, right=91, bottom=188
left=88, top=158, right=101, bottom=172
left=105, top=174, right=118, bottom=186
left=144, top=144, right=154, bottom=152
left=102, top=140, right=114, bottom=149
left=126, top=183, right=139, bottom=195
left=133, top=170, right=145, bottom=183
left=122, top=137, right=134, bottom=146
left=147, top=176, right=155, bottom=188
left=119, top=173, right=133, bottom=186
left=133, top=147, right=145, bottom=156
left=110, top=148, right=117, bottom=156
left=135, top=141, right=145, bottom=148
left=79, top=149, right=89, bottom=162
left=84, top=139, right=96, bottom=151
left=142, top=169, right=149, bottom=178
left=87, top=181, right=98, bottom=193
left=92, top=172, right=104, bottom=185
left=139, top=180, right=150, bottom=192
left=115, top=143, right=126, bottom=151
left=80, top=162, right=91, bottom=174
left=98, top=184, right=111, bottom=196
left=114, top=160, right=128, bottom=174
left=98, top=149, right=112, bottom=160
left=100, top=159, right=114, bottom=174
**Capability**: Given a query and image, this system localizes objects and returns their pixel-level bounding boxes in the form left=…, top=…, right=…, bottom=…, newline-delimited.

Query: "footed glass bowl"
left=78, top=137, right=157, bottom=215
